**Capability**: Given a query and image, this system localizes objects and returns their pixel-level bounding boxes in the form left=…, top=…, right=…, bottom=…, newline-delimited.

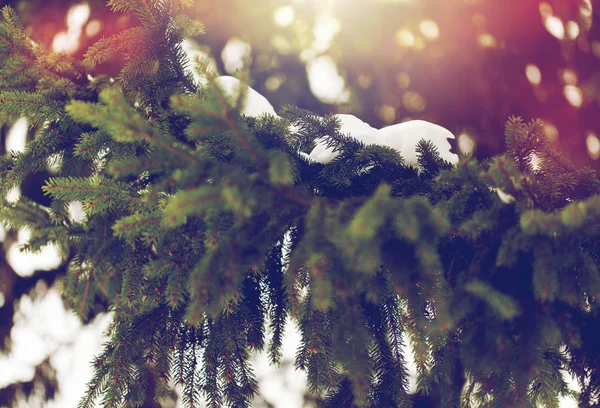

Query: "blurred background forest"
left=0, top=0, right=599, bottom=406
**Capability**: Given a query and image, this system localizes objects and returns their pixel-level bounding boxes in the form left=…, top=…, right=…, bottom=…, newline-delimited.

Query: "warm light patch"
left=402, top=91, right=426, bottom=112
left=419, top=20, right=439, bottom=40
left=395, top=72, right=410, bottom=89
left=85, top=19, right=102, bottom=37
left=543, top=16, right=565, bottom=40
left=357, top=74, right=372, bottom=89
left=221, top=37, right=252, bottom=73
left=561, top=69, right=578, bottom=85
left=579, top=0, right=593, bottom=29
left=379, top=104, right=396, bottom=123
left=306, top=55, right=350, bottom=104
left=566, top=21, right=580, bottom=40
left=312, top=14, right=341, bottom=53
left=457, top=132, right=475, bottom=154
left=538, top=2, right=553, bottom=18
left=592, top=41, right=600, bottom=58
left=525, top=64, right=541, bottom=85
left=67, top=3, right=90, bottom=28
left=586, top=132, right=600, bottom=160
left=265, top=75, right=284, bottom=91
left=395, top=29, right=415, bottom=47
left=477, top=33, right=496, bottom=48
left=563, top=85, right=583, bottom=107
left=52, top=2, right=90, bottom=53
left=271, top=35, right=292, bottom=54
left=274, top=5, right=295, bottom=27
left=52, top=31, right=79, bottom=53
left=543, top=123, right=559, bottom=142
left=472, top=14, right=486, bottom=27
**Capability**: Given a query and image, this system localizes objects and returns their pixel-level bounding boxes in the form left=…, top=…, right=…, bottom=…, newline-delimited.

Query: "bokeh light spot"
left=395, top=72, right=411, bottom=89
left=52, top=31, right=79, bottom=53
left=561, top=69, right=578, bottom=85
left=306, top=55, right=350, bottom=104
left=379, top=104, right=396, bottom=123
left=357, top=74, right=372, bottom=89
left=85, top=19, right=102, bottom=37
left=271, top=35, right=292, bottom=55
left=543, top=16, right=565, bottom=40
left=539, top=2, right=553, bottom=18
left=402, top=91, right=426, bottom=112
left=274, top=6, right=295, bottom=27
left=458, top=132, right=475, bottom=154
left=586, top=132, right=600, bottom=160
left=566, top=21, right=580, bottom=40
left=477, top=33, right=496, bottom=48
left=221, top=37, right=252, bottom=73
left=395, top=29, right=415, bottom=47
left=312, top=14, right=341, bottom=53
left=543, top=123, right=559, bottom=142
left=265, top=75, right=284, bottom=91
left=592, top=41, right=600, bottom=58
left=472, top=14, right=486, bottom=27
left=67, top=2, right=90, bottom=29
left=419, top=20, right=439, bottom=40
left=52, top=2, right=90, bottom=53
left=525, top=64, right=541, bottom=85
left=563, top=85, right=582, bottom=107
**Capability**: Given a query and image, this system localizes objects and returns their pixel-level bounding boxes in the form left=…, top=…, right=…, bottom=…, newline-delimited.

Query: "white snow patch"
left=215, top=76, right=278, bottom=118
left=6, top=117, right=28, bottom=153
left=308, top=114, right=459, bottom=169
left=6, top=227, right=63, bottom=277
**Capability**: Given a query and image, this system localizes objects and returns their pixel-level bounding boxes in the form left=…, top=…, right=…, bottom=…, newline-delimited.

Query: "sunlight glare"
left=312, top=14, right=341, bottom=53
left=419, top=20, right=439, bottom=40
left=274, top=6, right=295, bottom=27
left=395, top=29, right=415, bottom=47
left=306, top=55, right=350, bottom=104
left=543, top=16, right=565, bottom=40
